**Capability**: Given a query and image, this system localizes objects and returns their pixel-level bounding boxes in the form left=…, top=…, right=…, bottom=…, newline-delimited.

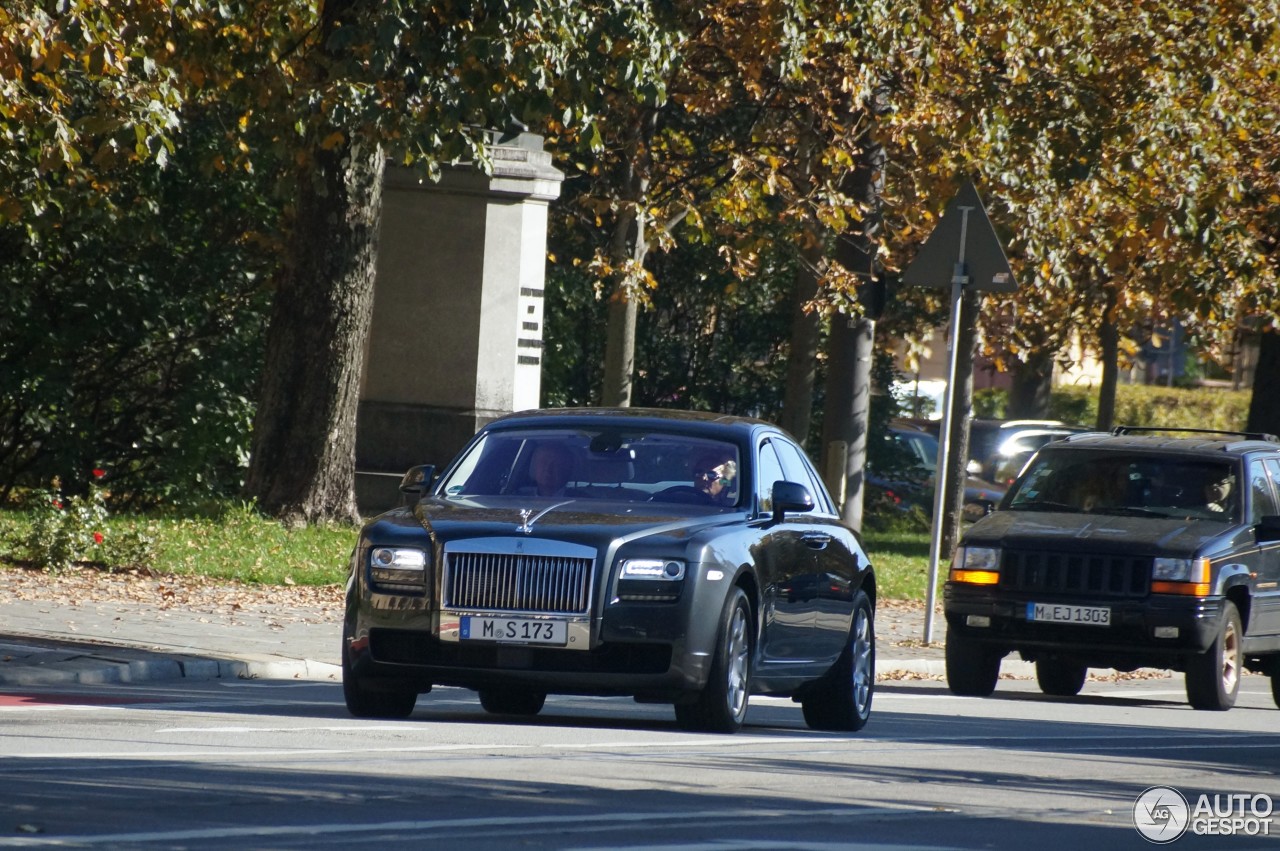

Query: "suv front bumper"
left=944, top=583, right=1225, bottom=668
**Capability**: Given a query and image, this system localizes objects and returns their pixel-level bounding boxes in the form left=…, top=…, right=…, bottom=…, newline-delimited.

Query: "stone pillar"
left=356, top=132, right=563, bottom=511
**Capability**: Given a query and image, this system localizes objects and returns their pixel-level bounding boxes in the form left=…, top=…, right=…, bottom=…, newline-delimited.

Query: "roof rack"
left=1110, top=426, right=1280, bottom=443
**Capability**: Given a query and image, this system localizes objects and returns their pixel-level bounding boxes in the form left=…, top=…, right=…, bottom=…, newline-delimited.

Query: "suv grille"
left=443, top=551, right=593, bottom=614
left=1000, top=551, right=1150, bottom=598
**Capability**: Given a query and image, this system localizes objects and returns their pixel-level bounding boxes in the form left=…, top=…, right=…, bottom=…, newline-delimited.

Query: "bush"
left=7, top=471, right=155, bottom=571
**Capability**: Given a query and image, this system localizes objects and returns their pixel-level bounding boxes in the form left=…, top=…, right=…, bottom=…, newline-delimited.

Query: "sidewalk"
left=0, top=573, right=994, bottom=688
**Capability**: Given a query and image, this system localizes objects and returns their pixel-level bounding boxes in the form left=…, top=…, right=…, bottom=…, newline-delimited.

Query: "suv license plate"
left=460, top=616, right=567, bottom=646
left=1027, top=603, right=1111, bottom=627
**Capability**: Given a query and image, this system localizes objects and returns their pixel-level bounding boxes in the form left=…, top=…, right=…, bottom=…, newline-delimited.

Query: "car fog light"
left=966, top=615, right=991, bottom=628
left=1154, top=626, right=1179, bottom=639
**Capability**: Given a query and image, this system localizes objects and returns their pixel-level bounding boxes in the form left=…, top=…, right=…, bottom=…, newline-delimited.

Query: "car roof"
left=483, top=407, right=781, bottom=440
left=1053, top=427, right=1280, bottom=457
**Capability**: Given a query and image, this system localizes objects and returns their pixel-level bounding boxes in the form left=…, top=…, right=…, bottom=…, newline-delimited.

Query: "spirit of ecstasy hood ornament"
left=517, top=502, right=571, bottom=534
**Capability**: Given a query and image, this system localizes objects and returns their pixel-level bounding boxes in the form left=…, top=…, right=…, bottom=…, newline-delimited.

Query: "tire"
left=676, top=588, right=752, bottom=733
left=801, top=591, right=875, bottom=732
left=478, top=688, right=547, bottom=716
left=1271, top=672, right=1280, bottom=710
left=1035, top=658, right=1087, bottom=697
left=1185, top=600, right=1242, bottom=711
left=945, top=632, right=1001, bottom=697
left=342, top=625, right=417, bottom=719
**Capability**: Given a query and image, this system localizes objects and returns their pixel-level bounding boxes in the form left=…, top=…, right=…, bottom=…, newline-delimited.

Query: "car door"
left=1253, top=459, right=1280, bottom=635
left=753, top=438, right=818, bottom=667
left=773, top=438, right=857, bottom=664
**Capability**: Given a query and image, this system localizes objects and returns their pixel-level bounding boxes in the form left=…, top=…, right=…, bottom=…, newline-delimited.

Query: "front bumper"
left=944, top=582, right=1224, bottom=669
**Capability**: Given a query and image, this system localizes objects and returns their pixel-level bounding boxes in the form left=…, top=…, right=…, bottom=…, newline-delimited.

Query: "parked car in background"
left=343, top=408, right=877, bottom=733
left=967, top=419, right=1090, bottom=483
left=870, top=420, right=1006, bottom=521
left=945, top=426, right=1280, bottom=711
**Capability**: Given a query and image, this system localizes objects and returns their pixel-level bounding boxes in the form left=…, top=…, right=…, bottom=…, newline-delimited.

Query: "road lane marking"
left=0, top=804, right=940, bottom=847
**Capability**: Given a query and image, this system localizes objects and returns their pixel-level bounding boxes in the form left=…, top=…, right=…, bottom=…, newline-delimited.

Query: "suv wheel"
left=479, top=688, right=547, bottom=716
left=1185, top=601, right=1242, bottom=711
left=1035, top=658, right=1087, bottom=696
left=946, top=632, right=1001, bottom=696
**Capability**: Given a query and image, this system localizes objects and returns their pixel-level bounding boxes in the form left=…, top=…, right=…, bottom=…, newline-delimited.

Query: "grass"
left=1, top=504, right=937, bottom=600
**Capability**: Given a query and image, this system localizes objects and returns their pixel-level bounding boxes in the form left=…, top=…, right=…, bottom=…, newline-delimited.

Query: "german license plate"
left=1026, top=602, right=1111, bottom=626
left=460, top=616, right=567, bottom=645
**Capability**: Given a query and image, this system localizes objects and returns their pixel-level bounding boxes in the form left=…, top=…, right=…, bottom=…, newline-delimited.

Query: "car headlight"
left=950, top=546, right=1001, bottom=585
left=369, top=546, right=428, bottom=593
left=1152, top=557, right=1210, bottom=596
left=616, top=558, right=685, bottom=602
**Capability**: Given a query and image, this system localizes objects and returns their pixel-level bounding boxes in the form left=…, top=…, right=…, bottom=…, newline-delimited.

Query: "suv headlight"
left=369, top=546, right=428, bottom=593
left=616, top=558, right=685, bottom=602
left=1152, top=557, right=1210, bottom=596
left=950, top=546, right=1001, bottom=585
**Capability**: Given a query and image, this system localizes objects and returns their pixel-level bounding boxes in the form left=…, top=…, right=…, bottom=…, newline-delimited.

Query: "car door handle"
left=802, top=533, right=832, bottom=550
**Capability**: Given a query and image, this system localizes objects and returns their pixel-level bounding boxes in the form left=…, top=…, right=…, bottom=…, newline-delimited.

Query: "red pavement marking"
left=0, top=693, right=160, bottom=707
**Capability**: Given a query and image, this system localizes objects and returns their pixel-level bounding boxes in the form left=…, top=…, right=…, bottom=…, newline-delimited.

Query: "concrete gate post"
left=356, top=132, right=564, bottom=511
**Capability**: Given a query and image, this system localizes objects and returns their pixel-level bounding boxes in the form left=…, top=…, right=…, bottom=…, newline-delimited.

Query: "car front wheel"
left=676, top=587, right=752, bottom=733
left=1186, top=601, right=1242, bottom=711
left=801, top=590, right=874, bottom=731
left=945, top=632, right=1001, bottom=697
left=342, top=624, right=418, bottom=719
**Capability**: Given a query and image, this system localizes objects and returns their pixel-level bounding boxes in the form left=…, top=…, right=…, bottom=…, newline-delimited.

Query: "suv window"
left=1248, top=460, right=1278, bottom=523
left=1007, top=449, right=1238, bottom=521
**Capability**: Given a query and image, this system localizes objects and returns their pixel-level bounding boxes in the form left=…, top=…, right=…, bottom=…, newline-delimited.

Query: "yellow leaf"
left=319, top=131, right=344, bottom=151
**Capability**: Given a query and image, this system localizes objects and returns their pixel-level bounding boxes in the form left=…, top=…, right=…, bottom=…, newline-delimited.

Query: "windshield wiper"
left=1097, top=506, right=1166, bottom=518
left=1011, top=501, right=1078, bottom=513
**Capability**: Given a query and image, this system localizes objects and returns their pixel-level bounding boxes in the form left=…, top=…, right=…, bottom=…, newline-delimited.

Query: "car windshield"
left=1006, top=450, right=1239, bottom=521
left=437, top=427, right=742, bottom=506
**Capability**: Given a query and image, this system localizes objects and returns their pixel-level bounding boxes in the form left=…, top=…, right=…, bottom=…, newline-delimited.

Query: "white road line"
left=0, top=805, right=938, bottom=847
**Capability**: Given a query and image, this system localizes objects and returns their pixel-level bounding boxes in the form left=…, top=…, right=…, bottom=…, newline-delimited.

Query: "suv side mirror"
left=771, top=480, right=814, bottom=523
left=1257, top=515, right=1280, bottom=543
left=399, top=464, right=436, bottom=503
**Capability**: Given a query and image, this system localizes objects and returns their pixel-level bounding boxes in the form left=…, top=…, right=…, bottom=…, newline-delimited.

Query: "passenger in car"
left=1204, top=473, right=1234, bottom=513
left=528, top=443, right=575, bottom=497
left=692, top=451, right=738, bottom=505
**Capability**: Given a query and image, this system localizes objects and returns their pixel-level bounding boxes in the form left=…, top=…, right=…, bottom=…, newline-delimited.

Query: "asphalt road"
left=2, top=674, right=1278, bottom=850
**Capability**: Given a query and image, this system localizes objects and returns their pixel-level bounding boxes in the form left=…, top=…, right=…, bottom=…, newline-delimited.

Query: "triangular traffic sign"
left=902, top=179, right=1017, bottom=293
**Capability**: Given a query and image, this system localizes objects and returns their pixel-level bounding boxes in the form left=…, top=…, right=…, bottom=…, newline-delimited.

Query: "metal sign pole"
left=923, top=207, right=972, bottom=645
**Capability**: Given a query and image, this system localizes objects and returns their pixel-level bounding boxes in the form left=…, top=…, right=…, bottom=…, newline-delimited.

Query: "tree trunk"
left=820, top=315, right=874, bottom=529
left=779, top=228, right=823, bottom=445
left=1096, top=287, right=1120, bottom=431
left=244, top=138, right=383, bottom=524
left=1006, top=350, right=1054, bottom=418
left=1247, top=329, right=1280, bottom=435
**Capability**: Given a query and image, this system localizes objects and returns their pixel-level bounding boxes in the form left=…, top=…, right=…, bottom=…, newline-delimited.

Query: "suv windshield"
left=1006, top=449, right=1239, bottom=521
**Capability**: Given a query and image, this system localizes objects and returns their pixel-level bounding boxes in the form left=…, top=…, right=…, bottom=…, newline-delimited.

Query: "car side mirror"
left=399, top=464, right=436, bottom=503
left=1257, top=515, right=1280, bottom=543
left=771, top=480, right=814, bottom=523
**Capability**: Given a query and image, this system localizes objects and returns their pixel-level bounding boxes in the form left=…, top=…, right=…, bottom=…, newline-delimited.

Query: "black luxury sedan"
left=945, top=426, right=1280, bottom=711
left=342, top=408, right=876, bottom=733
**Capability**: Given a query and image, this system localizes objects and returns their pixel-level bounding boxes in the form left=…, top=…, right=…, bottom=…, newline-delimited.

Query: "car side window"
left=756, top=441, right=786, bottom=515
left=772, top=437, right=832, bottom=514
left=1265, top=460, right=1280, bottom=516
left=1250, top=460, right=1279, bottom=523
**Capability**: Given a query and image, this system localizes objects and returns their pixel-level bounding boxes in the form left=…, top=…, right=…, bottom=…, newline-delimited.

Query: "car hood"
left=366, top=496, right=738, bottom=551
left=963, top=509, right=1234, bottom=556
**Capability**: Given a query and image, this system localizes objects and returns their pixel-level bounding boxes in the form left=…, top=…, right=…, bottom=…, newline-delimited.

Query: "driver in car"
left=692, top=451, right=738, bottom=505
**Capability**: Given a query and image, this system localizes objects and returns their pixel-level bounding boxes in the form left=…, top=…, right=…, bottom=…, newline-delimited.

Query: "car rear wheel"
left=342, top=626, right=417, bottom=719
left=478, top=688, right=547, bottom=716
left=945, top=632, right=1001, bottom=697
left=1271, top=672, right=1280, bottom=710
left=1035, top=658, right=1087, bottom=696
left=676, top=588, right=752, bottom=733
left=801, top=590, right=875, bottom=731
left=1185, top=601, right=1242, bottom=711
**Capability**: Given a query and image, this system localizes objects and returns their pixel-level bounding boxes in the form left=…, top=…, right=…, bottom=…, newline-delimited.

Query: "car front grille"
left=443, top=550, right=593, bottom=614
left=999, top=550, right=1151, bottom=598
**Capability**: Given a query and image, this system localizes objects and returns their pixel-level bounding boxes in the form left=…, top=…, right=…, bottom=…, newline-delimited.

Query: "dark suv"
left=944, top=427, right=1280, bottom=710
